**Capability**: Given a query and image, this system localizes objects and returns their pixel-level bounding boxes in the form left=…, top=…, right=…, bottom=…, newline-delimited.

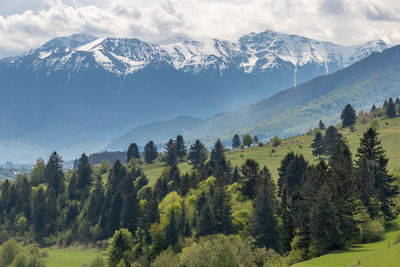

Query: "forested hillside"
left=0, top=102, right=399, bottom=266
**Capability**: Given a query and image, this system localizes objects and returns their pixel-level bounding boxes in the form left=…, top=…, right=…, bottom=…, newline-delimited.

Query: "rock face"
left=0, top=30, right=389, bottom=162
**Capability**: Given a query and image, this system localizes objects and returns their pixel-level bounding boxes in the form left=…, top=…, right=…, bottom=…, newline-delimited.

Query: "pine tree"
left=77, top=153, right=93, bottom=199
left=395, top=97, right=400, bottom=106
left=45, top=152, right=65, bottom=196
left=165, top=210, right=179, bottom=247
left=176, top=135, right=187, bottom=158
left=239, top=159, right=260, bottom=200
left=127, top=143, right=140, bottom=162
left=211, top=139, right=225, bottom=164
left=67, top=173, right=78, bottom=200
left=383, top=100, right=388, bottom=109
left=278, top=152, right=308, bottom=251
left=87, top=175, right=105, bottom=224
left=121, top=192, right=138, bottom=234
left=212, top=179, right=234, bottom=235
left=232, top=134, right=241, bottom=149
left=197, top=203, right=215, bottom=237
left=311, top=131, right=324, bottom=158
left=251, top=166, right=280, bottom=251
left=32, top=187, right=47, bottom=242
left=323, top=126, right=342, bottom=156
left=164, top=139, right=177, bottom=166
left=341, top=104, right=356, bottom=127
left=357, top=127, right=399, bottom=219
left=309, top=184, right=341, bottom=256
left=144, top=141, right=158, bottom=164
left=386, top=97, right=396, bottom=118
left=370, top=104, right=377, bottom=113
left=328, top=140, right=359, bottom=246
left=319, top=120, right=326, bottom=130
left=188, top=140, right=208, bottom=169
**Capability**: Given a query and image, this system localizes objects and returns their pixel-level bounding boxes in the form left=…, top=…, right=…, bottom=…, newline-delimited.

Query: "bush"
left=90, top=256, right=105, bottom=267
left=0, top=239, right=22, bottom=266
left=258, top=142, right=264, bottom=147
left=151, top=250, right=178, bottom=267
left=362, top=220, right=384, bottom=243
left=179, top=235, right=255, bottom=267
left=271, top=136, right=281, bottom=147
left=394, top=234, right=400, bottom=245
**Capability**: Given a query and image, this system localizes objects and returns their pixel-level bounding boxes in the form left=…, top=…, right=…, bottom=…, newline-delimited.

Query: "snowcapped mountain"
left=0, top=29, right=390, bottom=162
left=5, top=30, right=388, bottom=86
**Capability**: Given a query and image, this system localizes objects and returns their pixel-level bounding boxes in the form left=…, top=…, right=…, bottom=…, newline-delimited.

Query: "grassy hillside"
left=42, top=246, right=104, bottom=267
left=142, top=116, right=400, bottom=183
left=294, top=217, right=400, bottom=267
left=183, top=45, right=400, bottom=145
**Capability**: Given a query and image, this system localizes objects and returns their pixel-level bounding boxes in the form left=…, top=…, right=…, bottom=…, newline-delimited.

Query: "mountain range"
left=0, top=30, right=390, bottom=162
left=108, top=44, right=400, bottom=151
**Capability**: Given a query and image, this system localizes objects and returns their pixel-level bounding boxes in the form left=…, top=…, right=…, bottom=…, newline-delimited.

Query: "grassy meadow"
left=142, top=116, right=400, bottom=183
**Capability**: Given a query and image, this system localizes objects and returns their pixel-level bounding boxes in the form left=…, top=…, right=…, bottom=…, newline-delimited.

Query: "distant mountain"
left=0, top=30, right=388, bottom=162
left=182, top=44, right=400, bottom=145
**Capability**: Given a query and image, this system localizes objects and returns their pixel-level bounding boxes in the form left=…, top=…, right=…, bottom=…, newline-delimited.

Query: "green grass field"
left=42, top=246, right=104, bottom=267
left=294, top=217, right=400, bottom=267
left=142, top=117, right=400, bottom=182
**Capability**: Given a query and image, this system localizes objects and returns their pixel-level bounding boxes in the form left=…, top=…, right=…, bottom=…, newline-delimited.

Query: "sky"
left=1, top=0, right=400, bottom=57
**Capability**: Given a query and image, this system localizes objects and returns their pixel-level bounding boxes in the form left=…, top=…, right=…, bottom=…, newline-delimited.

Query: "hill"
left=183, top=44, right=400, bottom=145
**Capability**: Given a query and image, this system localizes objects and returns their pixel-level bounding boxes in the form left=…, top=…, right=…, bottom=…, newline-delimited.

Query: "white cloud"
left=1, top=0, right=400, bottom=57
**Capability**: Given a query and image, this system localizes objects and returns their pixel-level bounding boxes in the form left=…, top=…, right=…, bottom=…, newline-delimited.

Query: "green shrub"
left=271, top=136, right=281, bottom=147
left=151, top=250, right=178, bottom=267
left=0, top=239, right=22, bottom=266
left=90, top=256, right=105, bottom=267
left=362, top=219, right=385, bottom=243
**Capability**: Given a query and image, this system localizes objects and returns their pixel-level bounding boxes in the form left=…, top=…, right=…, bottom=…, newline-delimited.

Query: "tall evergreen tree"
left=164, top=139, right=177, bottom=166
left=212, top=179, right=234, bottom=235
left=328, top=140, right=359, bottom=246
left=165, top=210, right=179, bottom=247
left=32, top=187, right=47, bottom=242
left=45, top=152, right=65, bottom=196
left=87, top=175, right=105, bottom=224
left=176, top=135, right=187, bottom=158
left=188, top=140, right=208, bottom=169
left=370, top=104, right=377, bottom=113
left=197, top=203, right=215, bottom=237
left=309, top=184, right=342, bottom=256
left=67, top=173, right=78, bottom=200
left=311, top=131, right=324, bottom=159
left=211, top=139, right=226, bottom=165
left=278, top=152, right=308, bottom=251
left=251, top=166, right=280, bottom=251
left=319, top=120, right=326, bottom=130
left=341, top=104, right=356, bottom=127
left=323, top=126, right=342, bottom=156
left=77, top=153, right=93, bottom=199
left=121, top=192, right=139, bottom=234
left=386, top=97, right=396, bottom=118
left=232, top=134, right=241, bottom=149
left=357, top=127, right=399, bottom=219
left=239, top=159, right=260, bottom=200
left=144, top=141, right=158, bottom=164
left=127, top=143, right=140, bottom=162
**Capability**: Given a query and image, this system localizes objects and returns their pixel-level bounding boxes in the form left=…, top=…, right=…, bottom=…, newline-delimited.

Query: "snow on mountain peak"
left=13, top=30, right=391, bottom=80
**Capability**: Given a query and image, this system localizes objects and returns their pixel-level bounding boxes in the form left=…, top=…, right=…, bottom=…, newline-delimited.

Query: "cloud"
left=1, top=0, right=400, bottom=57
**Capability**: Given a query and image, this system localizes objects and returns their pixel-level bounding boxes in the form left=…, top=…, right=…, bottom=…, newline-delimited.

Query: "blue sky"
left=1, top=0, right=400, bottom=57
